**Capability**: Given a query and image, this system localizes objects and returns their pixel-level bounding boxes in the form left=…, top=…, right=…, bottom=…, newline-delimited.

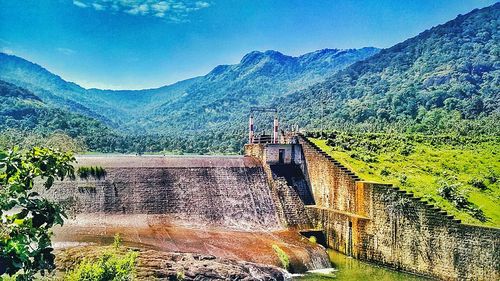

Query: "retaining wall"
left=298, top=135, right=500, bottom=281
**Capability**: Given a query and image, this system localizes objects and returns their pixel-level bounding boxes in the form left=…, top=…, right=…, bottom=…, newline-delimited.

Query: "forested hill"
left=0, top=2, right=499, bottom=153
left=279, top=2, right=499, bottom=135
left=139, top=47, right=379, bottom=133
left=0, top=80, right=198, bottom=153
left=0, top=80, right=115, bottom=151
left=0, top=48, right=378, bottom=134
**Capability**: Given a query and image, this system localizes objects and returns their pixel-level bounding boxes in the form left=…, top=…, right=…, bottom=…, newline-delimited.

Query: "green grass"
left=63, top=233, right=137, bottom=281
left=308, top=133, right=500, bottom=227
left=272, top=244, right=290, bottom=271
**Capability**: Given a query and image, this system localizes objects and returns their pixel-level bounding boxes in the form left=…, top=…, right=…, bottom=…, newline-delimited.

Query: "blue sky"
left=0, top=0, right=497, bottom=89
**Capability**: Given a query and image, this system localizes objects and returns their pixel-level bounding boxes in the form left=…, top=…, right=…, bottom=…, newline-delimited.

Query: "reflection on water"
left=295, top=250, right=431, bottom=280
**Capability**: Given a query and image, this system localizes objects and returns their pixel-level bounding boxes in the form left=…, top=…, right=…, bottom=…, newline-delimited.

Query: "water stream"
left=295, top=249, right=432, bottom=280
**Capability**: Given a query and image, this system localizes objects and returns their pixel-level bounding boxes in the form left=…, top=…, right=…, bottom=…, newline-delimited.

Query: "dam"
left=45, top=151, right=332, bottom=277
left=43, top=133, right=499, bottom=280
left=47, top=155, right=281, bottom=230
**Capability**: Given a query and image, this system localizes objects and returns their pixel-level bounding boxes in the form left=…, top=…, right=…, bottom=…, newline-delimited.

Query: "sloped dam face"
left=44, top=155, right=330, bottom=271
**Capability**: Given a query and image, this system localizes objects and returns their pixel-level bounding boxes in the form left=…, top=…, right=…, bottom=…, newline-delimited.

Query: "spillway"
left=46, top=155, right=280, bottom=230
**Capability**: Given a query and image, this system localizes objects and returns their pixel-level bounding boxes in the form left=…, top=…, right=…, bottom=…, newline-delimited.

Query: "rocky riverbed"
left=51, top=214, right=330, bottom=272
left=56, top=246, right=290, bottom=280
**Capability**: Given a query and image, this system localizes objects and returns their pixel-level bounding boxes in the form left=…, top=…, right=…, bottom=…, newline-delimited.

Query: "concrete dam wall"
left=45, top=155, right=281, bottom=230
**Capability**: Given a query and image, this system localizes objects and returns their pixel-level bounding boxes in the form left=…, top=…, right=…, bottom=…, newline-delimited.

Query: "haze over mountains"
left=0, top=2, right=499, bottom=153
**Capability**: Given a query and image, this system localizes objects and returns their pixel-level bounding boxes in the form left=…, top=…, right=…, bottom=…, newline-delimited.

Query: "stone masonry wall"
left=244, top=144, right=313, bottom=228
left=298, top=139, right=361, bottom=212
left=298, top=135, right=500, bottom=281
left=42, top=156, right=282, bottom=231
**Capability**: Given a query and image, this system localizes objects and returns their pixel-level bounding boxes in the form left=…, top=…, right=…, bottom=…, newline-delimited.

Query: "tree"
left=0, top=147, right=75, bottom=279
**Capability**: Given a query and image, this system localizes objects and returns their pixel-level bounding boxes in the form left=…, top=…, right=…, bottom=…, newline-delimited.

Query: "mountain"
left=0, top=47, right=378, bottom=135
left=139, top=48, right=379, bottom=133
left=1, top=3, right=498, bottom=153
left=278, top=3, right=500, bottom=134
left=0, top=80, right=116, bottom=151
left=0, top=53, right=206, bottom=130
left=0, top=54, right=114, bottom=123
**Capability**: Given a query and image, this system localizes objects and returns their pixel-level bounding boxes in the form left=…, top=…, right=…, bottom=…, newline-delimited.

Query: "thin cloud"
left=73, top=0, right=88, bottom=8
left=0, top=38, right=12, bottom=45
left=56, top=47, right=76, bottom=55
left=92, top=3, right=105, bottom=10
left=72, top=1, right=211, bottom=22
left=1, top=47, right=14, bottom=55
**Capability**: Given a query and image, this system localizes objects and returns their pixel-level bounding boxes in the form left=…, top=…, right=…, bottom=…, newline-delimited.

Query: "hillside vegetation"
left=0, top=48, right=378, bottom=153
left=0, top=48, right=377, bottom=132
left=0, top=80, right=113, bottom=152
left=0, top=80, right=248, bottom=154
left=143, top=48, right=379, bottom=134
left=280, top=3, right=499, bottom=136
left=308, top=132, right=500, bottom=227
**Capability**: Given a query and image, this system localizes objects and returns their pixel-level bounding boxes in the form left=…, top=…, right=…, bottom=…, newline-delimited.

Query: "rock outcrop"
left=56, top=246, right=290, bottom=281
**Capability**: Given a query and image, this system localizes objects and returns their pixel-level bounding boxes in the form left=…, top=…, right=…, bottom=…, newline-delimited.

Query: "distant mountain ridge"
left=0, top=80, right=115, bottom=150
left=142, top=47, right=379, bottom=134
left=0, top=47, right=379, bottom=134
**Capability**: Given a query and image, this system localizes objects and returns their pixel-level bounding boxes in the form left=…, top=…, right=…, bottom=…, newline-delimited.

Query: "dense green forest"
left=0, top=80, right=245, bottom=153
left=0, top=80, right=112, bottom=152
left=278, top=3, right=499, bottom=135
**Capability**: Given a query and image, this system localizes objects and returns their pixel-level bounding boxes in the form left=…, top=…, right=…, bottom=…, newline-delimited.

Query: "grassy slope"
left=309, top=136, right=500, bottom=227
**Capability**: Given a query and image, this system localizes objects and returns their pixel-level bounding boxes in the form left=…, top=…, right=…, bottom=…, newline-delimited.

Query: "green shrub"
left=77, top=166, right=107, bottom=180
left=64, top=250, right=137, bottom=281
left=113, top=233, right=123, bottom=249
left=399, top=174, right=408, bottom=185
left=308, top=236, right=317, bottom=244
left=438, top=180, right=469, bottom=209
left=0, top=147, right=75, bottom=279
left=438, top=180, right=487, bottom=222
left=399, top=144, right=414, bottom=156
left=380, top=167, right=391, bottom=176
left=485, top=168, right=497, bottom=184
left=176, top=270, right=185, bottom=281
left=272, top=244, right=290, bottom=271
left=469, top=178, right=487, bottom=190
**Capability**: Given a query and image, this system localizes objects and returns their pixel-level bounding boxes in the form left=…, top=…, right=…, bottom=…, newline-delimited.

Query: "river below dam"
left=296, top=250, right=431, bottom=281
left=52, top=214, right=330, bottom=271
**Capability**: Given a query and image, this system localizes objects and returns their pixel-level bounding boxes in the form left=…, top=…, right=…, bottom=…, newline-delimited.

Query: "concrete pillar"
left=273, top=117, right=279, bottom=144
left=249, top=115, right=254, bottom=144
